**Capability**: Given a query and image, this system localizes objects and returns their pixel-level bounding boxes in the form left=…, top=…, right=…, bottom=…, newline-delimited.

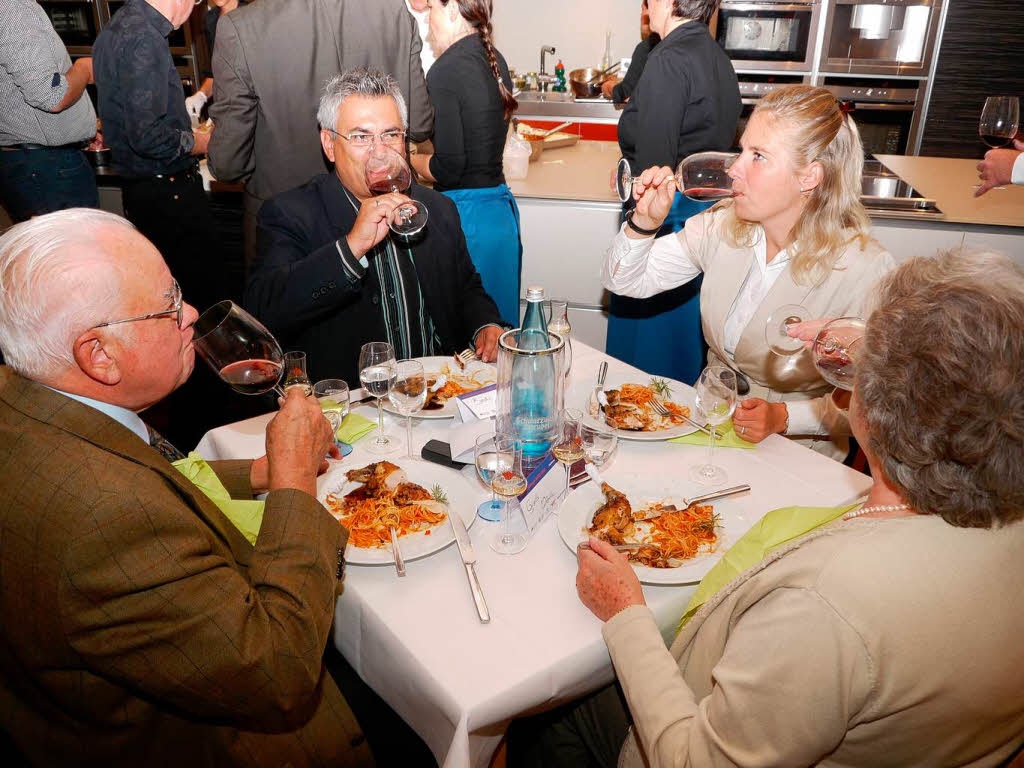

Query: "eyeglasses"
left=94, top=280, right=184, bottom=330
left=326, top=129, right=407, bottom=148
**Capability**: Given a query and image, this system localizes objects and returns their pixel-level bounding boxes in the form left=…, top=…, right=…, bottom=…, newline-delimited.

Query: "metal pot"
left=569, top=68, right=606, bottom=99
left=84, top=147, right=111, bottom=167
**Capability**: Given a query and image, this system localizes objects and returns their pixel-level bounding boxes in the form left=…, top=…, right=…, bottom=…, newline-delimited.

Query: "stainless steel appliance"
left=824, top=81, right=920, bottom=156
left=861, top=159, right=941, bottom=218
left=732, top=75, right=809, bottom=147
left=37, top=0, right=102, bottom=56
left=820, top=0, right=944, bottom=76
left=716, top=1, right=821, bottom=71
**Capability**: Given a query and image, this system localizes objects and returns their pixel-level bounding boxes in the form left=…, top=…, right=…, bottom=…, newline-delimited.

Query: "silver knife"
left=449, top=511, right=490, bottom=624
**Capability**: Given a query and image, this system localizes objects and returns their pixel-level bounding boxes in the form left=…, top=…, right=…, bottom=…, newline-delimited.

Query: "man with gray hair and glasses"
left=246, top=67, right=504, bottom=386
left=0, top=208, right=374, bottom=766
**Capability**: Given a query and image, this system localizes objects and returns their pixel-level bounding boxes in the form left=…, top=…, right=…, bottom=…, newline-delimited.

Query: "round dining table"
left=196, top=340, right=872, bottom=768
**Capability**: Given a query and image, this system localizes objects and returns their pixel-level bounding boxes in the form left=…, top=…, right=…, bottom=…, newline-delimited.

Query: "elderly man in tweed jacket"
left=0, top=208, right=373, bottom=766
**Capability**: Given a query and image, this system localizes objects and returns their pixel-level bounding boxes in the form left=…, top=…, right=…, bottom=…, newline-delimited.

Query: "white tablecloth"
left=196, top=343, right=872, bottom=768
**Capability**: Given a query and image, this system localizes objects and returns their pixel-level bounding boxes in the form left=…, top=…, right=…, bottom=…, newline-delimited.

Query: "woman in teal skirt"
left=410, top=0, right=521, bottom=326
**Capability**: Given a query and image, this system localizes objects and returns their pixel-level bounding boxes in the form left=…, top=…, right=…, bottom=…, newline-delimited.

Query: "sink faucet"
left=538, top=45, right=556, bottom=91
left=540, top=45, right=555, bottom=76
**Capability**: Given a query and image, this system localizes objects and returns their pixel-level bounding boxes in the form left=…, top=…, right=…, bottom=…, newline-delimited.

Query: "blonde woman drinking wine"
left=602, top=85, right=895, bottom=459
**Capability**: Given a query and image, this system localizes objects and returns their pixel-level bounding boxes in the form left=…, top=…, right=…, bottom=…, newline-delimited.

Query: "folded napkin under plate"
left=668, top=419, right=755, bottom=449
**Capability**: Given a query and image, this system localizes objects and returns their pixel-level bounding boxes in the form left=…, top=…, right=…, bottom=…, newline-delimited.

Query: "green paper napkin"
left=668, top=419, right=755, bottom=449
left=334, top=412, right=376, bottom=444
left=172, top=452, right=264, bottom=545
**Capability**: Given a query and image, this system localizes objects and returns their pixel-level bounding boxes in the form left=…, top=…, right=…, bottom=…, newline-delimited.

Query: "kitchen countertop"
left=875, top=154, right=1024, bottom=228
left=507, top=140, right=622, bottom=204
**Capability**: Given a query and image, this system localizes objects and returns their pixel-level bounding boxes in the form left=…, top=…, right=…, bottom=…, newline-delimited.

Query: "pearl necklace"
left=844, top=502, right=911, bottom=520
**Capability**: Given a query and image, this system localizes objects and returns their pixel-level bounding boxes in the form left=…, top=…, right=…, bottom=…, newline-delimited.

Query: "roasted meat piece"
left=345, top=461, right=406, bottom=499
left=589, top=482, right=635, bottom=545
left=393, top=482, right=431, bottom=506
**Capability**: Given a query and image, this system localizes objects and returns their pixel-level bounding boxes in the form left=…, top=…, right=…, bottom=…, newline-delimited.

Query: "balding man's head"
left=0, top=209, right=199, bottom=410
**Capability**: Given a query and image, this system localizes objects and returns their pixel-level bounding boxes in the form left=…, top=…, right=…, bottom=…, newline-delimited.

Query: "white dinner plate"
left=381, top=355, right=496, bottom=420
left=557, top=472, right=753, bottom=585
left=581, top=373, right=700, bottom=441
left=318, top=460, right=477, bottom=566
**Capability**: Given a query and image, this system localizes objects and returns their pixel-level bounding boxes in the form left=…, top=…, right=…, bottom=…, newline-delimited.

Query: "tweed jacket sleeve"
left=57, top=483, right=347, bottom=730
left=209, top=458, right=255, bottom=499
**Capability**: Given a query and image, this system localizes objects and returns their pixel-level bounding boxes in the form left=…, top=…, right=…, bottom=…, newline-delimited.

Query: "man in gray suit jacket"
left=208, top=0, right=433, bottom=265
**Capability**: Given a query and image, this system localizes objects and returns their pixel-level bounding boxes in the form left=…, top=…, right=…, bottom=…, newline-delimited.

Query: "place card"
left=516, top=453, right=565, bottom=536
left=455, top=384, right=496, bottom=422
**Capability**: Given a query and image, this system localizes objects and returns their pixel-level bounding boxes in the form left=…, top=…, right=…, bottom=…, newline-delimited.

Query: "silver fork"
left=454, top=348, right=480, bottom=369
left=650, top=398, right=723, bottom=440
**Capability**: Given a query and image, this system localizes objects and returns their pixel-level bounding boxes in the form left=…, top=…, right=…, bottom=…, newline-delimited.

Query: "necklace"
left=844, top=502, right=911, bottom=520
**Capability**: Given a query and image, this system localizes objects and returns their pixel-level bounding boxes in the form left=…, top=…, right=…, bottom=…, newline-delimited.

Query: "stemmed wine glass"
left=489, top=434, right=528, bottom=555
left=766, top=303, right=811, bottom=356
left=314, top=378, right=352, bottom=457
left=811, top=317, right=866, bottom=390
left=388, top=359, right=427, bottom=459
left=546, top=299, right=573, bottom=383
left=358, top=341, right=398, bottom=454
left=193, top=300, right=286, bottom=397
left=365, top=145, right=428, bottom=237
left=474, top=433, right=505, bottom=522
left=581, top=422, right=618, bottom=469
left=615, top=152, right=738, bottom=204
left=979, top=96, right=1020, bottom=148
left=690, top=364, right=738, bottom=486
left=282, top=350, right=312, bottom=395
left=552, top=409, right=585, bottom=500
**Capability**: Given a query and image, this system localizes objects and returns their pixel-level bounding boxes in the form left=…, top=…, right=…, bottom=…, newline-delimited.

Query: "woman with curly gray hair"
left=513, top=250, right=1024, bottom=767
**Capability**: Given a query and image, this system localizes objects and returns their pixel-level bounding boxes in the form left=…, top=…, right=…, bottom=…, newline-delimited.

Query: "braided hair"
left=442, top=0, right=518, bottom=121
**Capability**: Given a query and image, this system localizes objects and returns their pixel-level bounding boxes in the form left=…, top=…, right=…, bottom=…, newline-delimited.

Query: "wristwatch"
left=625, top=209, right=660, bottom=236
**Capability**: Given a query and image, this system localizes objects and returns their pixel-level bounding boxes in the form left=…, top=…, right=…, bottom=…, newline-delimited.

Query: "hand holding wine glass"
left=364, top=144, right=427, bottom=237
left=358, top=341, right=398, bottom=454
left=616, top=152, right=738, bottom=208
left=979, top=96, right=1020, bottom=148
left=283, top=351, right=312, bottom=396
left=812, top=317, right=865, bottom=390
left=388, top=359, right=427, bottom=459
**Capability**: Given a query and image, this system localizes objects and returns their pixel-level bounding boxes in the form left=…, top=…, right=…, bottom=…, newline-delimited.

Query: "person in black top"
left=606, top=0, right=741, bottom=387
left=409, top=0, right=521, bottom=326
left=601, top=0, right=660, bottom=104
left=184, top=0, right=248, bottom=121
left=248, top=68, right=504, bottom=385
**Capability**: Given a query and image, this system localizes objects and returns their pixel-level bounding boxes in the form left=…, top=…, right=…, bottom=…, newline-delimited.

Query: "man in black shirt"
left=93, top=0, right=229, bottom=315
left=247, top=68, right=503, bottom=385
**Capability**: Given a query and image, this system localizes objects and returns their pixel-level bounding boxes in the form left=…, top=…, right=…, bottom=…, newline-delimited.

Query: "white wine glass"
left=614, top=152, right=738, bottom=204
left=490, top=434, right=528, bottom=555
left=690, top=364, right=738, bottom=486
left=811, top=317, right=866, bottom=391
left=314, top=378, right=352, bottom=457
left=765, top=303, right=811, bottom=356
left=474, top=433, right=505, bottom=522
left=282, top=350, right=312, bottom=396
left=388, top=359, right=427, bottom=459
left=979, top=96, right=1020, bottom=148
left=358, top=341, right=398, bottom=454
left=552, top=409, right=585, bottom=500
left=581, top=422, right=617, bottom=469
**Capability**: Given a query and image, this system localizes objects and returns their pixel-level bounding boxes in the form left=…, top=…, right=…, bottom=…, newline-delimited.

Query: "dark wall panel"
left=920, top=0, right=1024, bottom=158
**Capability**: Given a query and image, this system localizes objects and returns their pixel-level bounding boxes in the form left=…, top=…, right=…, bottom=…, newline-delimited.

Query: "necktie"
left=146, top=424, right=186, bottom=462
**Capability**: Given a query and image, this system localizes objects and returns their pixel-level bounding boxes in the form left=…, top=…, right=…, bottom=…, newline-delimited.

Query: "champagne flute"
left=282, top=351, right=312, bottom=395
left=979, top=96, right=1020, bottom=148
left=388, top=359, right=427, bottom=460
left=811, top=317, right=866, bottom=391
left=313, top=378, right=352, bottom=457
left=690, top=364, right=738, bottom=486
left=614, top=152, right=738, bottom=204
left=765, top=303, right=811, bottom=356
left=364, top=144, right=428, bottom=237
left=547, top=299, right=573, bottom=383
left=490, top=435, right=528, bottom=555
left=552, top=409, right=585, bottom=500
left=193, top=300, right=286, bottom=397
left=358, top=341, right=398, bottom=454
left=474, top=433, right=505, bottom=522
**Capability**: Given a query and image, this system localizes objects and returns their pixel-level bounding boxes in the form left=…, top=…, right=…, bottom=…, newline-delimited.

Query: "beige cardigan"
left=603, top=515, right=1024, bottom=767
left=604, top=208, right=895, bottom=459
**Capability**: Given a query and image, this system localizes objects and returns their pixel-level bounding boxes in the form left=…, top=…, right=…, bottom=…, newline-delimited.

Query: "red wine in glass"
left=682, top=187, right=736, bottom=202
left=368, top=166, right=413, bottom=196
left=980, top=133, right=1014, bottom=148
left=219, top=359, right=284, bottom=395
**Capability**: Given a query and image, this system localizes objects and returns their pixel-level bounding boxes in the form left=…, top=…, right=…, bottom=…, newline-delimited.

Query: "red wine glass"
left=811, top=317, right=865, bottom=391
left=614, top=151, right=738, bottom=204
left=364, top=145, right=428, bottom=237
left=193, top=300, right=286, bottom=397
left=979, top=96, right=1019, bottom=148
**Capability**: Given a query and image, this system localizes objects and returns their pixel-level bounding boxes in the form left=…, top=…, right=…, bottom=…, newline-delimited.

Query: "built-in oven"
left=820, top=0, right=944, bottom=76
left=731, top=75, right=809, bottom=146
left=823, top=79, right=921, bottom=156
left=716, top=1, right=821, bottom=72
left=100, top=1, right=192, bottom=53
left=38, top=0, right=102, bottom=56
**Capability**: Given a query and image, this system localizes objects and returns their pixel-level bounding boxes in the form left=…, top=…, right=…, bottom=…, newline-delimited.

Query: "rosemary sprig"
left=430, top=484, right=449, bottom=505
left=649, top=376, right=672, bottom=398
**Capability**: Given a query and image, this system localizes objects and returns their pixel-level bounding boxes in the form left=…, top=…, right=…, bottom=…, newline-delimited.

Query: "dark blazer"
left=617, top=21, right=741, bottom=174
left=0, top=369, right=371, bottom=767
left=208, top=0, right=433, bottom=204
left=247, top=172, right=504, bottom=384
